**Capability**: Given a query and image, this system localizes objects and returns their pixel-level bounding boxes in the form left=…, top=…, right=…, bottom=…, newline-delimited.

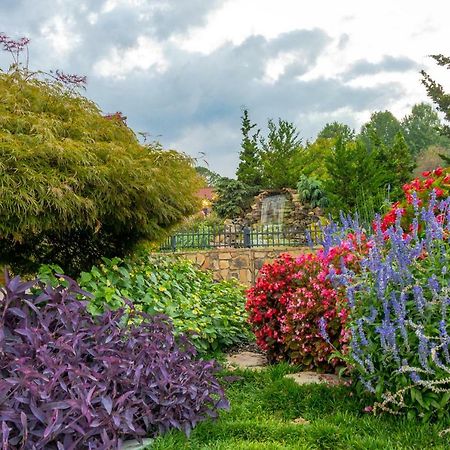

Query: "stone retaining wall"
left=174, top=246, right=317, bottom=286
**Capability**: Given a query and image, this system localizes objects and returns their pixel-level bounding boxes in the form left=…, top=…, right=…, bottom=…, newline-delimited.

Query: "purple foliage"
left=0, top=274, right=228, bottom=449
left=53, top=70, right=87, bottom=88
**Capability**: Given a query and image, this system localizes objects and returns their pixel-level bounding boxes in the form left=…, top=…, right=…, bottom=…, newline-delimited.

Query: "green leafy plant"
left=40, top=256, right=251, bottom=353
left=296, top=175, right=329, bottom=209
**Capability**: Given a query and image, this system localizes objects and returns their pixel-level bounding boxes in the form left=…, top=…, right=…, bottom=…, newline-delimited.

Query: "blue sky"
left=1, top=0, right=449, bottom=176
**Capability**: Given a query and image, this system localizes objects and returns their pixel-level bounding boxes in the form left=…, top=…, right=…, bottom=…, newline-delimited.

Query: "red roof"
left=196, top=187, right=216, bottom=200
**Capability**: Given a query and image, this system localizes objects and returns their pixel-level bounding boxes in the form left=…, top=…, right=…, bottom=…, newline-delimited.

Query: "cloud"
left=0, top=1, right=427, bottom=177
left=342, top=55, right=419, bottom=81
left=94, top=36, right=169, bottom=78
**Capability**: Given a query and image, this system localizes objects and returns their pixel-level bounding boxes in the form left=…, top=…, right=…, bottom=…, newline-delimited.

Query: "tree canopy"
left=359, top=110, right=404, bottom=150
left=0, top=67, right=202, bottom=274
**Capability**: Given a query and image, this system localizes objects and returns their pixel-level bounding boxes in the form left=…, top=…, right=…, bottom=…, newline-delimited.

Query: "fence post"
left=243, top=226, right=251, bottom=248
left=171, top=235, right=177, bottom=252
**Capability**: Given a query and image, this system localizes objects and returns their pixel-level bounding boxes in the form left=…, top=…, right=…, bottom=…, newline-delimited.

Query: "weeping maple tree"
left=0, top=34, right=202, bottom=274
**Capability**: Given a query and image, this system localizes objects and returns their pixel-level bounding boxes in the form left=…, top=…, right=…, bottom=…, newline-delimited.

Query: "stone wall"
left=174, top=246, right=317, bottom=286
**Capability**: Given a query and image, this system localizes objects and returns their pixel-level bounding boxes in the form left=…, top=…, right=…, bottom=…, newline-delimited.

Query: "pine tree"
left=236, top=109, right=262, bottom=186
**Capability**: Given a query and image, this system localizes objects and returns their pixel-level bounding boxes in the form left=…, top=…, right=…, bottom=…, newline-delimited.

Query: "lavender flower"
left=318, top=317, right=330, bottom=344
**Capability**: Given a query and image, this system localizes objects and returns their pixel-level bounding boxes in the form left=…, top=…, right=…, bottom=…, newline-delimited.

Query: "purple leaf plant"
left=0, top=273, right=228, bottom=449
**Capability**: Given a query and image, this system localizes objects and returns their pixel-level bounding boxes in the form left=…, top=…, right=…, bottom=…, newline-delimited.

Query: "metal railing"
left=159, top=224, right=323, bottom=251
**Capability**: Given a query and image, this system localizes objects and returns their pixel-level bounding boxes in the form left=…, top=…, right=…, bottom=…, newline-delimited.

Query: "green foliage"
left=289, top=138, right=334, bottom=183
left=260, top=118, right=303, bottom=189
left=317, top=121, right=355, bottom=141
left=359, top=110, right=404, bottom=151
left=324, top=133, right=414, bottom=216
left=296, top=175, right=329, bottom=209
left=42, top=256, right=251, bottom=353
left=212, top=178, right=258, bottom=219
left=421, top=55, right=450, bottom=138
left=236, top=109, right=263, bottom=187
left=195, top=166, right=222, bottom=187
left=325, top=138, right=388, bottom=214
left=402, top=103, right=449, bottom=156
left=375, top=132, right=416, bottom=197
left=0, top=69, right=202, bottom=275
left=236, top=111, right=303, bottom=190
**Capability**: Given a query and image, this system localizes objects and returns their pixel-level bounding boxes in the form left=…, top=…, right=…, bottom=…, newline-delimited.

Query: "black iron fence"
left=159, top=224, right=323, bottom=252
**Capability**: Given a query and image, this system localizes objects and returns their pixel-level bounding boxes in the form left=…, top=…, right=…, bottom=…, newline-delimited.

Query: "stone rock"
left=292, top=417, right=310, bottom=425
left=121, top=438, right=154, bottom=450
left=284, top=372, right=343, bottom=386
left=230, top=256, right=248, bottom=269
left=225, top=351, right=267, bottom=370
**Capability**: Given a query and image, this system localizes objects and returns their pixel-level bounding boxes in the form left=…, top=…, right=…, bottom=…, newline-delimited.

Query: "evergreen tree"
left=325, top=138, right=390, bottom=215
left=236, top=109, right=262, bottom=186
left=260, top=118, right=302, bottom=188
left=376, top=132, right=415, bottom=196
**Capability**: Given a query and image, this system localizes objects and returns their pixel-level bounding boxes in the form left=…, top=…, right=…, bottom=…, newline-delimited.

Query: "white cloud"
left=94, top=36, right=168, bottom=79
left=169, top=121, right=241, bottom=177
left=40, top=15, right=81, bottom=55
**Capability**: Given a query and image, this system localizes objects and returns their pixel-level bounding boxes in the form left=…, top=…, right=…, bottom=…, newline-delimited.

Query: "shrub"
left=331, top=194, right=450, bottom=420
left=297, top=175, right=329, bottom=209
left=0, top=36, right=202, bottom=275
left=245, top=240, right=366, bottom=371
left=41, top=256, right=251, bottom=353
left=0, top=273, right=228, bottom=448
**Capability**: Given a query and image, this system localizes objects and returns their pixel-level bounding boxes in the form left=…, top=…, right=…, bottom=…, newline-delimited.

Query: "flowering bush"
left=0, top=274, right=228, bottom=448
left=246, top=238, right=367, bottom=371
left=379, top=166, right=450, bottom=233
left=332, top=194, right=450, bottom=420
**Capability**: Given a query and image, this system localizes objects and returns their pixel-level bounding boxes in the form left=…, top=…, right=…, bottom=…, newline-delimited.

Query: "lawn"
left=151, top=363, right=450, bottom=450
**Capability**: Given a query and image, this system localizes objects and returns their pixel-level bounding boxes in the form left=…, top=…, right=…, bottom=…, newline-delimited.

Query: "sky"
left=0, top=0, right=449, bottom=177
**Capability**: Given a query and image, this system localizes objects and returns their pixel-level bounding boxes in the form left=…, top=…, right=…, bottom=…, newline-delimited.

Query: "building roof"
left=196, top=187, right=216, bottom=200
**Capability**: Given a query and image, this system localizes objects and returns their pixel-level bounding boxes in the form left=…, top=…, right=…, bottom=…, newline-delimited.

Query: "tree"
left=317, top=121, right=355, bottom=141
left=401, top=102, right=448, bottom=156
left=195, top=166, right=222, bottom=187
left=376, top=132, right=416, bottom=197
left=325, top=138, right=391, bottom=216
left=212, top=178, right=257, bottom=219
left=260, top=118, right=303, bottom=188
left=0, top=37, right=202, bottom=275
left=421, top=54, right=450, bottom=139
left=236, top=109, right=263, bottom=186
left=289, top=137, right=334, bottom=183
left=359, top=110, right=404, bottom=150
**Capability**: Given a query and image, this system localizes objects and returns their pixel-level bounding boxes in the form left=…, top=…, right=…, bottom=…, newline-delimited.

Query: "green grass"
left=150, top=363, right=450, bottom=450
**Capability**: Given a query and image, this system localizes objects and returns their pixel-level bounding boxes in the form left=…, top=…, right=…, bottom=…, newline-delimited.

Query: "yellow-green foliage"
left=0, top=70, right=203, bottom=273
